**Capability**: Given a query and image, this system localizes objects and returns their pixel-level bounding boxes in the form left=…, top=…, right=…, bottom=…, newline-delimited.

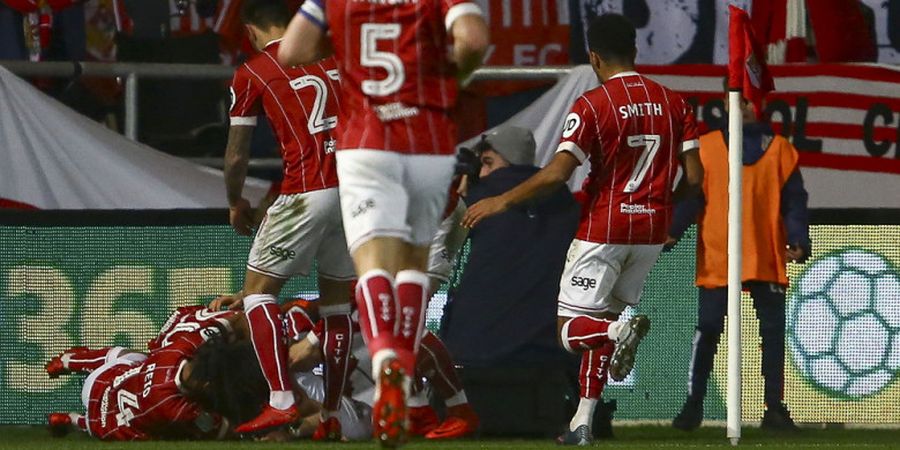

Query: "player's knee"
left=242, top=271, right=285, bottom=296
left=243, top=293, right=277, bottom=311
left=557, top=316, right=572, bottom=350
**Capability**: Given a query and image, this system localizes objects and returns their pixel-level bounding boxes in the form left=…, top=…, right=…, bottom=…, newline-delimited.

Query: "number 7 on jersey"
left=624, top=134, right=661, bottom=193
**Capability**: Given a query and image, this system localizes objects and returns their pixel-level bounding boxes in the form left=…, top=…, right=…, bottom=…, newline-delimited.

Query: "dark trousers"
left=686, top=282, right=786, bottom=407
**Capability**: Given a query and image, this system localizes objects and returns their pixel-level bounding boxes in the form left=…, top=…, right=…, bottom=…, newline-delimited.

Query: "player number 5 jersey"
left=299, top=0, right=482, bottom=155
left=557, top=72, right=699, bottom=245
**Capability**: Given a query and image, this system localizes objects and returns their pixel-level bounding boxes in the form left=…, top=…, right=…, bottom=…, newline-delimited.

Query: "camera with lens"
left=455, top=134, right=490, bottom=184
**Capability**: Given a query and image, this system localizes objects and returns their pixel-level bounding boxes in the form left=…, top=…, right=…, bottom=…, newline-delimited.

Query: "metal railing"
left=0, top=60, right=572, bottom=145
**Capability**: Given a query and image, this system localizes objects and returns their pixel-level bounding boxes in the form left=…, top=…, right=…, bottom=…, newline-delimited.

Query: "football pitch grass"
left=1, top=425, right=898, bottom=449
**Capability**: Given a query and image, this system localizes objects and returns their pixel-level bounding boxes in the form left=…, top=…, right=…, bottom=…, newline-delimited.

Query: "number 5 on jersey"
left=360, top=23, right=405, bottom=96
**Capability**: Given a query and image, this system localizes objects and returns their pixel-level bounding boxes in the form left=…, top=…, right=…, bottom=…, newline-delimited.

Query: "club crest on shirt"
left=562, top=112, right=581, bottom=138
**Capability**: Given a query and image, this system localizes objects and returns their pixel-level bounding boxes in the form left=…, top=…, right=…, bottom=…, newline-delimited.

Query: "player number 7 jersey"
left=556, top=72, right=700, bottom=245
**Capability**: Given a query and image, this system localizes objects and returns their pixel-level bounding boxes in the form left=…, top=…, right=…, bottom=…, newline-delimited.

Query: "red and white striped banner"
left=639, top=64, right=900, bottom=176
left=474, top=64, right=900, bottom=208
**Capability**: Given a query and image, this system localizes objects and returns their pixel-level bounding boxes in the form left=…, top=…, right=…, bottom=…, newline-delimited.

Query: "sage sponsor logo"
left=269, top=246, right=296, bottom=260
left=352, top=199, right=375, bottom=218
left=571, top=276, right=597, bottom=291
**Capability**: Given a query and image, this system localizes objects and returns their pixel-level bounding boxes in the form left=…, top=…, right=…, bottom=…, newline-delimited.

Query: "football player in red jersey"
left=463, top=14, right=704, bottom=446
left=277, top=0, right=488, bottom=445
left=45, top=306, right=243, bottom=441
left=223, top=0, right=357, bottom=437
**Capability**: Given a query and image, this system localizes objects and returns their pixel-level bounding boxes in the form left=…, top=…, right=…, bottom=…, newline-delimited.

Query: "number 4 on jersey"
left=624, top=134, right=661, bottom=193
left=116, top=389, right=139, bottom=426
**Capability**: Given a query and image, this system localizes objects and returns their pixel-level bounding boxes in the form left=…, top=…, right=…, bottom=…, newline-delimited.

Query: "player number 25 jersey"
left=557, top=72, right=699, bottom=245
left=230, top=43, right=341, bottom=194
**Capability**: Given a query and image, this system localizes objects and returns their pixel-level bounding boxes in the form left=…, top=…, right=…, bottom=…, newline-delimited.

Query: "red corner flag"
left=728, top=5, right=775, bottom=118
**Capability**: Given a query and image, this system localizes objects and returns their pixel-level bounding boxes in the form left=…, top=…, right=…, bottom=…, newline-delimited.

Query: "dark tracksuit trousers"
left=687, top=281, right=787, bottom=407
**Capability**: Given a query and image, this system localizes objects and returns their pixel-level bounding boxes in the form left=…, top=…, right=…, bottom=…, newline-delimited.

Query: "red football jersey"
left=299, top=0, right=482, bottom=155
left=148, top=305, right=236, bottom=352
left=557, top=71, right=699, bottom=245
left=230, top=43, right=341, bottom=194
left=85, top=308, right=232, bottom=440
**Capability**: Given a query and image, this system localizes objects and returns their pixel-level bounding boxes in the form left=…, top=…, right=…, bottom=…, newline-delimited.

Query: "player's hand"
left=662, top=235, right=679, bottom=252
left=457, top=175, right=469, bottom=198
left=785, top=244, right=807, bottom=263
left=461, top=195, right=509, bottom=228
left=230, top=198, right=255, bottom=236
left=210, top=292, right=244, bottom=311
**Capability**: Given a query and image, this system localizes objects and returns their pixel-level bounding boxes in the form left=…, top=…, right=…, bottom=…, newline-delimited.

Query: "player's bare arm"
left=224, top=125, right=255, bottom=236
left=278, top=11, right=328, bottom=67
left=462, top=151, right=580, bottom=228
left=450, top=14, right=489, bottom=81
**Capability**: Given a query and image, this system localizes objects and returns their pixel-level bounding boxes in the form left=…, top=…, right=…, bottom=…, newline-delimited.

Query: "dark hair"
left=586, top=14, right=637, bottom=65
left=240, top=0, right=291, bottom=29
left=185, top=336, right=269, bottom=425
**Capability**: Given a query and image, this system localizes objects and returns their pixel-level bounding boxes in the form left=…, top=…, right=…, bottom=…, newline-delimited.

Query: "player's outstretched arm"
left=224, top=125, right=255, bottom=236
left=278, top=9, right=328, bottom=67
left=461, top=151, right=579, bottom=228
left=451, top=14, right=489, bottom=81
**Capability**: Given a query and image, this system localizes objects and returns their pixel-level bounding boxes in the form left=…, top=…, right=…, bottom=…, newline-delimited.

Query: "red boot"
left=372, top=359, right=408, bottom=448
left=426, top=404, right=479, bottom=440
left=234, top=404, right=299, bottom=434
left=312, top=416, right=343, bottom=441
left=408, top=405, right=439, bottom=436
left=45, top=347, right=90, bottom=378
left=47, top=413, right=72, bottom=437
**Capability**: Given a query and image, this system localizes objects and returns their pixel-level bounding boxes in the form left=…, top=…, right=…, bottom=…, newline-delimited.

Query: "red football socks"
left=355, top=270, right=398, bottom=359
left=560, top=315, right=615, bottom=352
left=395, top=270, right=429, bottom=374
left=320, top=305, right=353, bottom=417
left=63, top=347, right=117, bottom=372
left=579, top=341, right=614, bottom=399
left=418, top=330, right=464, bottom=401
left=244, top=294, right=295, bottom=409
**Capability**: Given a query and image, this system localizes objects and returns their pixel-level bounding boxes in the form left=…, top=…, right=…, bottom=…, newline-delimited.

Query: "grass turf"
left=0, top=425, right=897, bottom=449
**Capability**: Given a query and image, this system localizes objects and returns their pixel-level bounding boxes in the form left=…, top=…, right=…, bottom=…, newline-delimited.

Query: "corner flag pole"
left=726, top=87, right=743, bottom=447
left=726, top=6, right=773, bottom=444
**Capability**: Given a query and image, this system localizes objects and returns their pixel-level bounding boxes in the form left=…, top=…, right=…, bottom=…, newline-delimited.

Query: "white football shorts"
left=247, top=187, right=355, bottom=281
left=335, top=150, right=455, bottom=253
left=427, top=202, right=468, bottom=283
left=557, top=239, right=664, bottom=317
left=293, top=371, right=373, bottom=441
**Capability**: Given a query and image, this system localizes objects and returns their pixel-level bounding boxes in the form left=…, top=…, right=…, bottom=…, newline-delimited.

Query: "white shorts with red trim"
left=557, top=239, right=663, bottom=317
left=247, top=187, right=355, bottom=281
left=335, top=150, right=455, bottom=253
left=427, top=202, right=468, bottom=283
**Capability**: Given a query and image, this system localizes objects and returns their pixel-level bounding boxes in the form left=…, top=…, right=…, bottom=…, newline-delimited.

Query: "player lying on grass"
left=44, top=306, right=244, bottom=440
left=46, top=299, right=477, bottom=441
left=43, top=304, right=362, bottom=441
